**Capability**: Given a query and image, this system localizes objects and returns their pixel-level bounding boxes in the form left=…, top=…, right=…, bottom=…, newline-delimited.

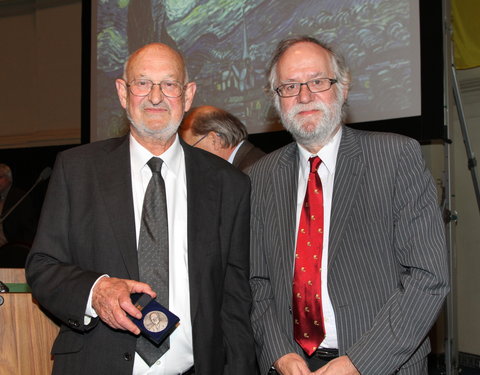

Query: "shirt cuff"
left=84, top=274, right=109, bottom=325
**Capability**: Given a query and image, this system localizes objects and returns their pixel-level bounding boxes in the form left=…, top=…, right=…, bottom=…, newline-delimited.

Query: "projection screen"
left=90, top=0, right=442, bottom=143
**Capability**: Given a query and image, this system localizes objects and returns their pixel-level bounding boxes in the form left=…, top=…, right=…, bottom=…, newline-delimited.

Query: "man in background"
left=249, top=36, right=449, bottom=375
left=26, top=43, right=256, bottom=375
left=0, top=163, right=38, bottom=267
left=180, top=105, right=265, bottom=172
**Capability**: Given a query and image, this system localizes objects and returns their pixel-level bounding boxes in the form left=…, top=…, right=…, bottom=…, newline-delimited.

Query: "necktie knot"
left=147, top=157, right=163, bottom=174
left=309, top=156, right=321, bottom=174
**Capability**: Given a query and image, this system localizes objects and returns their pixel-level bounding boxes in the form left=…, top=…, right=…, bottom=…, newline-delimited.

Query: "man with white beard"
left=248, top=36, right=449, bottom=375
left=26, top=43, right=257, bottom=375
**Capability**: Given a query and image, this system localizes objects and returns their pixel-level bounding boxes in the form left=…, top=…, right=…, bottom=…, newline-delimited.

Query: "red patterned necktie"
left=292, top=156, right=325, bottom=356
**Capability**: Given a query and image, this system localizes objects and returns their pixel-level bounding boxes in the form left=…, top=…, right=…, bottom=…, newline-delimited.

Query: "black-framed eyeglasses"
left=191, top=133, right=209, bottom=147
left=124, top=79, right=186, bottom=98
left=275, top=78, right=338, bottom=98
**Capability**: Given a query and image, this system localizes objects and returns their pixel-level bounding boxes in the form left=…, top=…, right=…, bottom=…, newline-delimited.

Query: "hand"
left=92, top=277, right=156, bottom=334
left=274, top=353, right=312, bottom=375
left=314, top=356, right=359, bottom=375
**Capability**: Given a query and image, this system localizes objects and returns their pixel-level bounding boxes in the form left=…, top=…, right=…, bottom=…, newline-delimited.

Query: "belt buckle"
left=314, top=347, right=339, bottom=360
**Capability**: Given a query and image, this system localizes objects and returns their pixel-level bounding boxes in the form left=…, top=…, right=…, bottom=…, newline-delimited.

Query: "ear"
left=183, top=82, right=197, bottom=112
left=209, top=132, right=222, bottom=151
left=342, top=85, right=349, bottom=101
left=115, top=79, right=128, bottom=109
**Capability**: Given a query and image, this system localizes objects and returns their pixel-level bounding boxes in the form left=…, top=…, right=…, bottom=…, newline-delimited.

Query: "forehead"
left=276, top=42, right=333, bottom=81
left=126, top=46, right=185, bottom=82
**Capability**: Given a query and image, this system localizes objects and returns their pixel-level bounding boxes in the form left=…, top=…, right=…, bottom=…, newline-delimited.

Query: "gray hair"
left=188, top=108, right=248, bottom=148
left=266, top=35, right=351, bottom=96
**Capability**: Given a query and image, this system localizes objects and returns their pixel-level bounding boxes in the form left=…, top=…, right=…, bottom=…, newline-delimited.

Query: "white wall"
left=420, top=67, right=480, bottom=358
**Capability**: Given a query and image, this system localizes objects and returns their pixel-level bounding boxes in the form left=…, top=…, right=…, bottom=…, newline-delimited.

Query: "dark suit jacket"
left=249, top=127, right=449, bottom=375
left=232, top=140, right=265, bottom=173
left=26, top=135, right=257, bottom=375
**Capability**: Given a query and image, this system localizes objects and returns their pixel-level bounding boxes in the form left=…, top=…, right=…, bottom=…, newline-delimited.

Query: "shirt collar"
left=227, top=140, right=245, bottom=164
left=130, top=133, right=183, bottom=176
left=297, top=126, right=342, bottom=176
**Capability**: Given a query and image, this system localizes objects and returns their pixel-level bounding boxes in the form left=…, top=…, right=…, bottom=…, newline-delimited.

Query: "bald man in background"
left=180, top=106, right=265, bottom=173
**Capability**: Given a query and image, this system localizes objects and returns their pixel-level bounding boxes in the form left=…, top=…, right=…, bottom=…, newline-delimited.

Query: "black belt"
left=312, top=347, right=339, bottom=361
left=182, top=366, right=195, bottom=375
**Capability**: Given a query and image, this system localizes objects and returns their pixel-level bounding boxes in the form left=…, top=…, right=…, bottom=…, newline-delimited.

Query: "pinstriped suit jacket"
left=249, top=126, right=449, bottom=375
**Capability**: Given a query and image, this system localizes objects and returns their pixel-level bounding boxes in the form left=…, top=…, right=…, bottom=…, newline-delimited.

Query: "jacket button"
left=123, top=352, right=133, bottom=361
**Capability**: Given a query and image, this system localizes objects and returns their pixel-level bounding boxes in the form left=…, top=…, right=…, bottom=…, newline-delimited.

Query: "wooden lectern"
left=0, top=268, right=59, bottom=375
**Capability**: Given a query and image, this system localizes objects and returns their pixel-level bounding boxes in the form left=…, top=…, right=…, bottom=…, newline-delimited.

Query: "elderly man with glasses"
left=248, top=36, right=449, bottom=375
left=26, top=43, right=257, bottom=375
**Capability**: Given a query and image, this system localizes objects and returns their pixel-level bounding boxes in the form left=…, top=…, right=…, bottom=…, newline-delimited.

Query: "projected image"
left=93, top=0, right=420, bottom=141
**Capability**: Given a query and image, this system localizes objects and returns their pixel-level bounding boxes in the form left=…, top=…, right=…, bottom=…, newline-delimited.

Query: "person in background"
left=249, top=35, right=449, bottom=375
left=26, top=43, right=257, bottom=375
left=180, top=105, right=265, bottom=172
left=0, top=163, right=38, bottom=267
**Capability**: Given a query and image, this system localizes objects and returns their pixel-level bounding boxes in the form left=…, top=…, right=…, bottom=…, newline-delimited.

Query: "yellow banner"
left=452, top=0, right=480, bottom=69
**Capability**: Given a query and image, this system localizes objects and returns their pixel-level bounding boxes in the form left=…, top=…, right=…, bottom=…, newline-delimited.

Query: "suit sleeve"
left=25, top=152, right=102, bottom=332
left=249, top=167, right=299, bottom=375
left=346, top=138, right=449, bottom=374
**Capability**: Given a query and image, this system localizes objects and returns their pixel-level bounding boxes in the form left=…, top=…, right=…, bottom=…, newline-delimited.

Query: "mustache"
left=142, top=103, right=170, bottom=111
left=288, top=102, right=329, bottom=116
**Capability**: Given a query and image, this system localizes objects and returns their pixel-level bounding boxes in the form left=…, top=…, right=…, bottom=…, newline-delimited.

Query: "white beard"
left=277, top=94, right=344, bottom=148
left=127, top=108, right=180, bottom=143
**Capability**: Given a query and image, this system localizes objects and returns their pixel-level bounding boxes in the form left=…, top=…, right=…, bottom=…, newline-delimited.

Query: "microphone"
left=0, top=167, right=52, bottom=224
left=37, top=167, right=52, bottom=183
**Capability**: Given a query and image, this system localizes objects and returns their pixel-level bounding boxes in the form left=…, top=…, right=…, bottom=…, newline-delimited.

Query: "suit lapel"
left=328, top=127, right=365, bottom=267
left=96, top=136, right=139, bottom=280
left=272, top=143, right=299, bottom=300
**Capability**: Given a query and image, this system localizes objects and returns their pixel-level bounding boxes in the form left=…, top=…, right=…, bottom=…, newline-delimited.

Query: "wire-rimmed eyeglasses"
left=275, top=78, right=338, bottom=98
left=124, top=79, right=186, bottom=98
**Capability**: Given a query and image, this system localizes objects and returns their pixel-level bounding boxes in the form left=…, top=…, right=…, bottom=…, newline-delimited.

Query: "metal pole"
left=442, top=0, right=459, bottom=373
left=451, top=65, right=480, bottom=211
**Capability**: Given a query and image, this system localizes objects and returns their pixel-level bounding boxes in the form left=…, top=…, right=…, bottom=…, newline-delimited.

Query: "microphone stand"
left=0, top=167, right=51, bottom=225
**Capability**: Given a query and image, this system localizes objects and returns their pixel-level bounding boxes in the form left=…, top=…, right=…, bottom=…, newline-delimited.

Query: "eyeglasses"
left=191, top=133, right=209, bottom=147
left=275, top=78, right=338, bottom=98
left=125, top=79, right=186, bottom=98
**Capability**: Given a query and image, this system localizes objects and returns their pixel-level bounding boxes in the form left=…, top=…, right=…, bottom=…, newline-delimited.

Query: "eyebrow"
left=281, top=72, right=331, bottom=83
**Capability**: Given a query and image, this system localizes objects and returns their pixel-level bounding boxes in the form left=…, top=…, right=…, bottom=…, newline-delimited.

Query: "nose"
left=148, top=83, right=164, bottom=105
left=297, top=83, right=314, bottom=104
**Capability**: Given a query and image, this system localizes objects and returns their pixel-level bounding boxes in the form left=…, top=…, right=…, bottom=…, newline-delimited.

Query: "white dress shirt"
left=84, top=134, right=193, bottom=375
left=130, top=134, right=193, bottom=374
left=295, top=127, right=342, bottom=349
